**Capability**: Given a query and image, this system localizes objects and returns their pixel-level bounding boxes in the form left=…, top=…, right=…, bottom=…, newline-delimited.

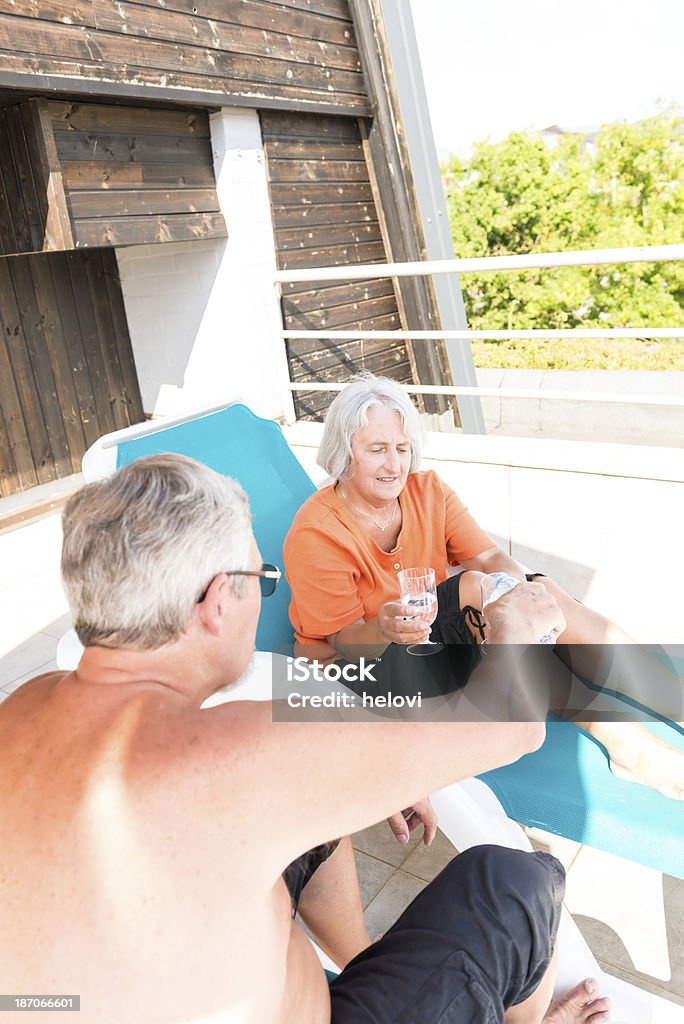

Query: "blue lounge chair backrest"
left=115, top=404, right=316, bottom=652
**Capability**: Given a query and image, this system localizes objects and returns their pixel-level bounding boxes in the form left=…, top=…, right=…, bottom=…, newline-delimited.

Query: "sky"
left=408, top=0, right=684, bottom=159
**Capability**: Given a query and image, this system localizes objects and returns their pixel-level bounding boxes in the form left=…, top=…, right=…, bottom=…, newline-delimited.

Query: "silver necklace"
left=341, top=489, right=398, bottom=532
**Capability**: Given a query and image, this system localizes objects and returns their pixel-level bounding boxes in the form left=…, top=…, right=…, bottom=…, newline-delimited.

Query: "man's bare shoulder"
left=137, top=693, right=273, bottom=772
left=2, top=668, right=272, bottom=791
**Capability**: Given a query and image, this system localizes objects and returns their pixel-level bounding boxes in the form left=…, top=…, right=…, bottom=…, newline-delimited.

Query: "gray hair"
left=61, top=454, right=252, bottom=651
left=317, top=372, right=423, bottom=481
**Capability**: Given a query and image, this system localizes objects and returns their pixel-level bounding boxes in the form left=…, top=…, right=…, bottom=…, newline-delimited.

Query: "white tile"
left=0, top=577, right=70, bottom=658
left=0, top=634, right=58, bottom=689
left=2, top=658, right=57, bottom=694
left=0, top=512, right=64, bottom=591
left=40, top=613, right=73, bottom=640
left=605, top=447, right=684, bottom=483
left=425, top=457, right=510, bottom=533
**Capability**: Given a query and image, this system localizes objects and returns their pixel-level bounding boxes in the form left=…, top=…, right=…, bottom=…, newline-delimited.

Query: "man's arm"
left=199, top=583, right=562, bottom=879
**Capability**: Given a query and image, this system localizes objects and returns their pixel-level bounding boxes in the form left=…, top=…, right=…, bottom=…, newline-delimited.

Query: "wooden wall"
left=261, top=109, right=414, bottom=421
left=0, top=1, right=368, bottom=115
left=48, top=100, right=226, bottom=247
left=0, top=99, right=74, bottom=256
left=0, top=98, right=226, bottom=254
left=0, top=103, right=46, bottom=255
left=0, top=249, right=143, bottom=496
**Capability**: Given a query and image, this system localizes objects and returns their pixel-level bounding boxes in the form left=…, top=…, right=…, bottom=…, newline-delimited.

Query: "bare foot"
left=543, top=979, right=610, bottom=1022
left=587, top=721, right=684, bottom=801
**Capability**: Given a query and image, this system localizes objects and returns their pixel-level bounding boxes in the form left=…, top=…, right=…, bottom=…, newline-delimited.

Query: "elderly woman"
left=284, top=372, right=683, bottom=802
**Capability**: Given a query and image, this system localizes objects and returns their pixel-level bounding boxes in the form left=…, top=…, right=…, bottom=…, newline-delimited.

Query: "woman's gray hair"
left=317, top=372, right=423, bottom=481
left=61, top=453, right=252, bottom=651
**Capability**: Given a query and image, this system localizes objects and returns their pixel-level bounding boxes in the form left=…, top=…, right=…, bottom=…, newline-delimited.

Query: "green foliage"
left=443, top=115, right=684, bottom=369
left=471, top=337, right=683, bottom=371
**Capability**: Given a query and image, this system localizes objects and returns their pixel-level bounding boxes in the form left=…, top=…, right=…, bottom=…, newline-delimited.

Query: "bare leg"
left=505, top=945, right=610, bottom=1024
left=533, top=576, right=684, bottom=801
left=460, top=571, right=684, bottom=800
left=530, top=576, right=681, bottom=715
left=296, top=835, right=370, bottom=969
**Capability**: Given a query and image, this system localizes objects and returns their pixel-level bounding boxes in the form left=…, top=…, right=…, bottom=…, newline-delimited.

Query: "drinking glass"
left=397, top=567, right=443, bottom=656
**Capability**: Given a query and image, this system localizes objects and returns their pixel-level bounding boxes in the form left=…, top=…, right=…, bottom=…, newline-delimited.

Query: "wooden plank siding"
left=0, top=1, right=369, bottom=116
left=46, top=100, right=226, bottom=248
left=0, top=102, right=69, bottom=256
left=261, top=109, right=411, bottom=422
left=0, top=249, right=144, bottom=497
left=0, top=97, right=220, bottom=252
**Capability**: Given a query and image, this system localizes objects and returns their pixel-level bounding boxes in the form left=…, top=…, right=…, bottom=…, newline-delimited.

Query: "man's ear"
left=197, top=574, right=231, bottom=636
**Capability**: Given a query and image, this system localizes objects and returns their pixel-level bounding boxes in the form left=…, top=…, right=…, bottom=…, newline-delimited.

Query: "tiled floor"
left=1, top=509, right=683, bottom=1013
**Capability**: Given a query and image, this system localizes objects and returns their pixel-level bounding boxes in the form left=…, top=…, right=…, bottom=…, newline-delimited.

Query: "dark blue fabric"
left=329, top=846, right=564, bottom=1023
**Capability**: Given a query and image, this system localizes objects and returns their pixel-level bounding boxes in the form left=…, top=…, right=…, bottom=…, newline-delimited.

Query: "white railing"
left=274, top=243, right=684, bottom=283
left=275, top=244, right=684, bottom=411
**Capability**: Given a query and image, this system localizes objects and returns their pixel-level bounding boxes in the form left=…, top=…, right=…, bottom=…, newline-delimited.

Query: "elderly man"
left=0, top=454, right=608, bottom=1024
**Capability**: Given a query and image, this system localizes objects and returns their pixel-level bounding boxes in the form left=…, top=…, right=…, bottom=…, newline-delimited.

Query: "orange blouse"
left=283, top=470, right=493, bottom=660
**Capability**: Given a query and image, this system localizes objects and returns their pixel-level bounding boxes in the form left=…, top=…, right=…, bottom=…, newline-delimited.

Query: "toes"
left=584, top=996, right=611, bottom=1022
left=544, top=979, right=610, bottom=1023
left=564, top=978, right=598, bottom=1005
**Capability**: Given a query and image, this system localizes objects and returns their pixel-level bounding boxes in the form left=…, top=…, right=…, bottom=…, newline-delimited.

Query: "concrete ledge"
left=284, top=421, right=684, bottom=484
left=477, top=369, right=684, bottom=448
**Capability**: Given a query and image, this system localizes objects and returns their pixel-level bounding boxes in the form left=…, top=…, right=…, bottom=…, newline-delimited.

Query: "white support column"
left=116, top=108, right=291, bottom=421
left=209, top=108, right=294, bottom=422
left=378, top=0, right=485, bottom=433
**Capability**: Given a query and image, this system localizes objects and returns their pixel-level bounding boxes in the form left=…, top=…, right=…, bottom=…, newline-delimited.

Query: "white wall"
left=116, top=108, right=290, bottom=422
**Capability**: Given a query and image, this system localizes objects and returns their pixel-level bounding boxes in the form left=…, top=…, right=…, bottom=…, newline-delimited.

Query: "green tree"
left=443, top=115, right=684, bottom=369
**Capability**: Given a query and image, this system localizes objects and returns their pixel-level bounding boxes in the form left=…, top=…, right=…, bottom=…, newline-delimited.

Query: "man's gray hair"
left=61, top=454, right=252, bottom=651
left=317, top=372, right=423, bottom=481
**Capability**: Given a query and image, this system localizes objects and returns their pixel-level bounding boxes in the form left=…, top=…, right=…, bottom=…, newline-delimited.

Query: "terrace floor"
left=1, top=502, right=683, bottom=1018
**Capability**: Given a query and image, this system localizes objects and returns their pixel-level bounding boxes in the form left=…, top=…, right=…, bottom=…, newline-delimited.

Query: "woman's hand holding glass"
left=376, top=600, right=434, bottom=647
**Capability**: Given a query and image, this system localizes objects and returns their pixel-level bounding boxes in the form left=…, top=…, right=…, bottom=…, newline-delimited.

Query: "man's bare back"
left=0, top=668, right=329, bottom=1024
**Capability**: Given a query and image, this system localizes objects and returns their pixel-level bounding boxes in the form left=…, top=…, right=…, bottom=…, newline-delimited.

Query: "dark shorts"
left=330, top=845, right=565, bottom=1024
left=344, top=572, right=545, bottom=700
left=283, top=840, right=340, bottom=915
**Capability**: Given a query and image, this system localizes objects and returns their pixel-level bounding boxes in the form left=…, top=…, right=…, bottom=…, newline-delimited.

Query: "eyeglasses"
left=197, top=563, right=281, bottom=602
left=225, top=563, right=281, bottom=598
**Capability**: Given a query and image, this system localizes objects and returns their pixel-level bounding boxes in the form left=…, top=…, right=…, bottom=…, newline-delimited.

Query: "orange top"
left=283, top=470, right=494, bottom=660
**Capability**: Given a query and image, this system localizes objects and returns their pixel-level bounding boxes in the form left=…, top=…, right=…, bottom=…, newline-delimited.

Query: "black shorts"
left=283, top=840, right=340, bottom=915
left=343, top=571, right=546, bottom=700
left=330, top=845, right=565, bottom=1024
